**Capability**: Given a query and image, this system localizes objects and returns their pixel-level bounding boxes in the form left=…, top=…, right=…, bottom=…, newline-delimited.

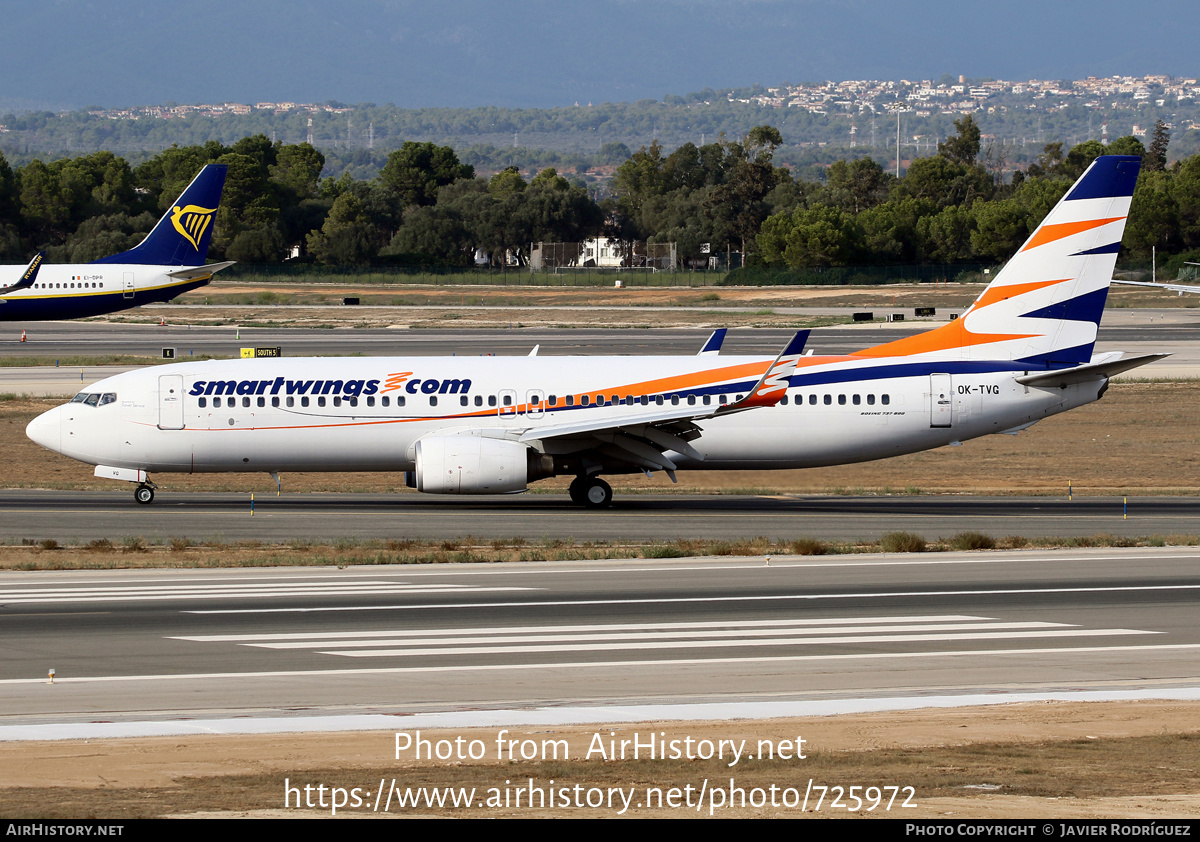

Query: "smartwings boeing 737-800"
left=0, top=165, right=231, bottom=320
left=26, top=156, right=1167, bottom=507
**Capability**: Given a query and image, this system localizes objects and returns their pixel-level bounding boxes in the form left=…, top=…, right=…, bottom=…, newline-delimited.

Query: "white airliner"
left=0, top=165, right=232, bottom=320
left=27, top=156, right=1166, bottom=507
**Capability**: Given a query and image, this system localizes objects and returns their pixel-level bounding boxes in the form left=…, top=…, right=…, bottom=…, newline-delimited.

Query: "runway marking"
left=175, top=615, right=992, bottom=642
left=0, top=581, right=533, bottom=605
left=171, top=614, right=1155, bottom=661
left=3, top=643, right=1197, bottom=686
left=185, top=582, right=1200, bottom=614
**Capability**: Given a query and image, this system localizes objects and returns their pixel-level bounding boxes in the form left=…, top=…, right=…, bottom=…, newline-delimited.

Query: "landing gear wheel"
left=134, top=484, right=155, bottom=505
left=582, top=477, right=612, bottom=508
left=568, top=476, right=588, bottom=505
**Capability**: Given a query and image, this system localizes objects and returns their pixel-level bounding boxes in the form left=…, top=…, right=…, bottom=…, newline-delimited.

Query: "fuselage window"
left=780, top=395, right=788, bottom=405
left=838, top=394, right=846, bottom=405
left=460, top=396, right=469, bottom=406
left=670, top=395, right=680, bottom=406
left=703, top=395, right=711, bottom=405
left=853, top=394, right=861, bottom=405
left=656, top=395, right=664, bottom=406
left=824, top=394, right=832, bottom=405
left=429, top=396, right=438, bottom=406
left=242, top=397, right=251, bottom=408
left=366, top=396, right=374, bottom=407
left=286, top=396, right=294, bottom=407
left=213, top=397, right=222, bottom=408
left=503, top=394, right=513, bottom=406
left=881, top=394, right=891, bottom=405
left=257, top=397, right=265, bottom=408
left=333, top=396, right=342, bottom=407
left=809, top=394, right=817, bottom=405
left=381, top=396, right=390, bottom=407
left=719, top=395, right=727, bottom=405
left=349, top=397, right=358, bottom=407
left=611, top=395, right=618, bottom=404
left=474, top=395, right=482, bottom=407
left=198, top=397, right=207, bottom=408
left=301, top=396, right=310, bottom=407
left=640, top=395, right=649, bottom=406
left=867, top=394, right=875, bottom=405
left=596, top=395, right=605, bottom=407
left=687, top=395, right=696, bottom=405
left=548, top=395, right=557, bottom=407
left=318, top=397, right=326, bottom=407
left=489, top=395, right=498, bottom=407
left=271, top=397, right=280, bottom=407
left=396, top=396, right=405, bottom=407
left=581, top=395, right=591, bottom=407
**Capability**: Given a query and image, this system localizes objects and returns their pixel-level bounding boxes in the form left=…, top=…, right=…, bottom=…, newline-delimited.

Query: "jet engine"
left=408, top=435, right=532, bottom=494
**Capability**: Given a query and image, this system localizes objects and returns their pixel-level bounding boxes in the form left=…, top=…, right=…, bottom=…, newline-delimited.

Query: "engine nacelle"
left=411, top=436, right=530, bottom=494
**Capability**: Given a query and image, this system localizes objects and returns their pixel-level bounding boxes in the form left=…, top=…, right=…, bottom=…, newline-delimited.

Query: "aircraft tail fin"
left=855, top=155, right=1141, bottom=368
left=92, top=164, right=228, bottom=267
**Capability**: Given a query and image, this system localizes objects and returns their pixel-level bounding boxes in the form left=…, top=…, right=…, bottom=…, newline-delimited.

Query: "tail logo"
left=170, top=204, right=217, bottom=252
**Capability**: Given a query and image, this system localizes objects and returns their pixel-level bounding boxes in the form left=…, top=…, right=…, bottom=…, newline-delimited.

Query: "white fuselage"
left=27, top=353, right=1103, bottom=479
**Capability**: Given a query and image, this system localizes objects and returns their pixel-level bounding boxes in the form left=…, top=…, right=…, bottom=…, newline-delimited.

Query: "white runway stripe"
left=0, top=582, right=532, bottom=604
left=172, top=614, right=990, bottom=643
left=323, top=629, right=1155, bottom=658
left=170, top=614, right=1157, bottom=661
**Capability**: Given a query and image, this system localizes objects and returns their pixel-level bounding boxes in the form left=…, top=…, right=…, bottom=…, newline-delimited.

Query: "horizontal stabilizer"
left=1015, top=352, right=1170, bottom=388
left=165, top=260, right=236, bottom=281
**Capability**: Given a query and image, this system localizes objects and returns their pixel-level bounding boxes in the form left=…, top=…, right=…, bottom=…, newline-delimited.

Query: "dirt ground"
left=91, top=279, right=1196, bottom=330
left=2, top=702, right=1198, bottom=818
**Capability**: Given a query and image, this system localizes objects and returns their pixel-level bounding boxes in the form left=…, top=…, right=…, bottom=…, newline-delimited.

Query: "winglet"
left=698, top=328, right=727, bottom=355
left=1, top=252, right=44, bottom=294
left=716, top=330, right=808, bottom=413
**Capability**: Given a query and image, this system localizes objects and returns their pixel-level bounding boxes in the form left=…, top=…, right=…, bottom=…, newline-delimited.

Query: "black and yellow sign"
left=240, top=347, right=283, bottom=359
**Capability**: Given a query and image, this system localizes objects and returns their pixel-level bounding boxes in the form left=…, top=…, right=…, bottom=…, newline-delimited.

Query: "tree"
left=1146, top=120, right=1170, bottom=173
left=379, top=142, right=474, bottom=209
left=937, top=115, right=982, bottom=166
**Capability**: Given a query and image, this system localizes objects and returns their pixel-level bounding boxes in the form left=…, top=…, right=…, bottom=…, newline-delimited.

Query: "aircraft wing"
left=0, top=253, right=44, bottom=295
left=165, top=260, right=236, bottom=281
left=1113, top=279, right=1200, bottom=295
left=517, top=331, right=809, bottom=475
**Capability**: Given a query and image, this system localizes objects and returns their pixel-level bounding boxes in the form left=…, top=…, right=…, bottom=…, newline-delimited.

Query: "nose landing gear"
left=134, top=483, right=156, bottom=504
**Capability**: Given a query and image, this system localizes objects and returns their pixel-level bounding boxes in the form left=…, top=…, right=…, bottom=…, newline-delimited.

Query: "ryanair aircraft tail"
left=93, top=164, right=228, bottom=267
left=857, top=155, right=1141, bottom=368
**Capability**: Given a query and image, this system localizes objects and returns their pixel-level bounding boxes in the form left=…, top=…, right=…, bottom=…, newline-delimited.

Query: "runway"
left=1, top=548, right=1197, bottom=725
left=0, top=490, right=1192, bottom=543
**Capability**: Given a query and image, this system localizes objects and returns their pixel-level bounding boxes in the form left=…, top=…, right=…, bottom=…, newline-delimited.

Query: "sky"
left=1, top=0, right=1196, bottom=111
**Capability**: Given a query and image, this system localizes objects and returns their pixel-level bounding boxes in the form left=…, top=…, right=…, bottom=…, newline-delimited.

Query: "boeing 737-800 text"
left=26, top=156, right=1165, bottom=506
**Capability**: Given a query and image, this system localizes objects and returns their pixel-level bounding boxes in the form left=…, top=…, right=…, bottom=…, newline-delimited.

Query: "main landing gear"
left=134, top=483, right=155, bottom=505
left=568, top=475, right=612, bottom=508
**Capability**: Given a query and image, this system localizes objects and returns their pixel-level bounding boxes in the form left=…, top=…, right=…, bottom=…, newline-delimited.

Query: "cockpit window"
left=70, top=392, right=117, bottom=407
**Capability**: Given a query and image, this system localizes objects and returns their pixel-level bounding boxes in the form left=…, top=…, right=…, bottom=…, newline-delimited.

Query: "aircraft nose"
left=26, top=406, right=62, bottom=454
